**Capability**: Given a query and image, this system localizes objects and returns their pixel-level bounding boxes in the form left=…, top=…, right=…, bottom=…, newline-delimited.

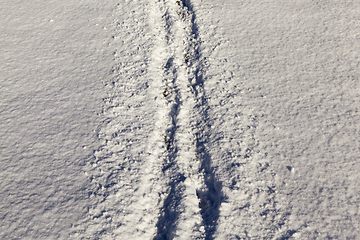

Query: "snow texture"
left=1, top=0, right=359, bottom=239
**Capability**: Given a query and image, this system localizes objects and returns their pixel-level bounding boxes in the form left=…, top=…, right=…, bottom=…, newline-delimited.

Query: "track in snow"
left=146, top=0, right=222, bottom=239
left=80, top=0, right=223, bottom=239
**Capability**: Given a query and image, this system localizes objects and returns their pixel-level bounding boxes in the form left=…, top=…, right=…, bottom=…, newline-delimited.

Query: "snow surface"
left=1, top=0, right=360, bottom=239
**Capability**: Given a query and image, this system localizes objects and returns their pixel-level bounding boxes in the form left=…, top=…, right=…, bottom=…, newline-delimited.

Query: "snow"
left=0, top=1, right=113, bottom=238
left=193, top=1, right=360, bottom=239
left=1, top=0, right=359, bottom=239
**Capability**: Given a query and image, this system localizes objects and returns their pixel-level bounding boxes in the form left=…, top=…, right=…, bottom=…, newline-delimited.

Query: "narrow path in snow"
left=145, top=0, right=222, bottom=239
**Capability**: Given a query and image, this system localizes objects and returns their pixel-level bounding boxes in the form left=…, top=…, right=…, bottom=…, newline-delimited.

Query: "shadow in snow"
left=153, top=173, right=186, bottom=240
left=196, top=137, right=223, bottom=240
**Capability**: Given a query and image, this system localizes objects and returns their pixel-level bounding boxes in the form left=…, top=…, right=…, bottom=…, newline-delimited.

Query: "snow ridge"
left=146, top=0, right=222, bottom=239
left=77, top=2, right=158, bottom=238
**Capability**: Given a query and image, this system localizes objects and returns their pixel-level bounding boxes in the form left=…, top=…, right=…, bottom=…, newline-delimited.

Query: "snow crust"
left=1, top=0, right=359, bottom=239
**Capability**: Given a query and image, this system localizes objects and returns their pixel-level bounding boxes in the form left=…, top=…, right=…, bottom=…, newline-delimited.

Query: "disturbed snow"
left=1, top=0, right=360, bottom=239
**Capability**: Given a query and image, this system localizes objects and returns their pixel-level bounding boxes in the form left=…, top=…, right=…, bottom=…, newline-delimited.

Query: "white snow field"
left=1, top=0, right=359, bottom=239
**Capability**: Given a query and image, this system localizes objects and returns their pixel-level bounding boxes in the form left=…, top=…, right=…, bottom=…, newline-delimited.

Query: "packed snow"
left=1, top=0, right=359, bottom=239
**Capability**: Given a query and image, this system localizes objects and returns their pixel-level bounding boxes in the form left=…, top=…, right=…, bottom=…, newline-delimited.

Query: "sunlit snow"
left=1, top=0, right=359, bottom=239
